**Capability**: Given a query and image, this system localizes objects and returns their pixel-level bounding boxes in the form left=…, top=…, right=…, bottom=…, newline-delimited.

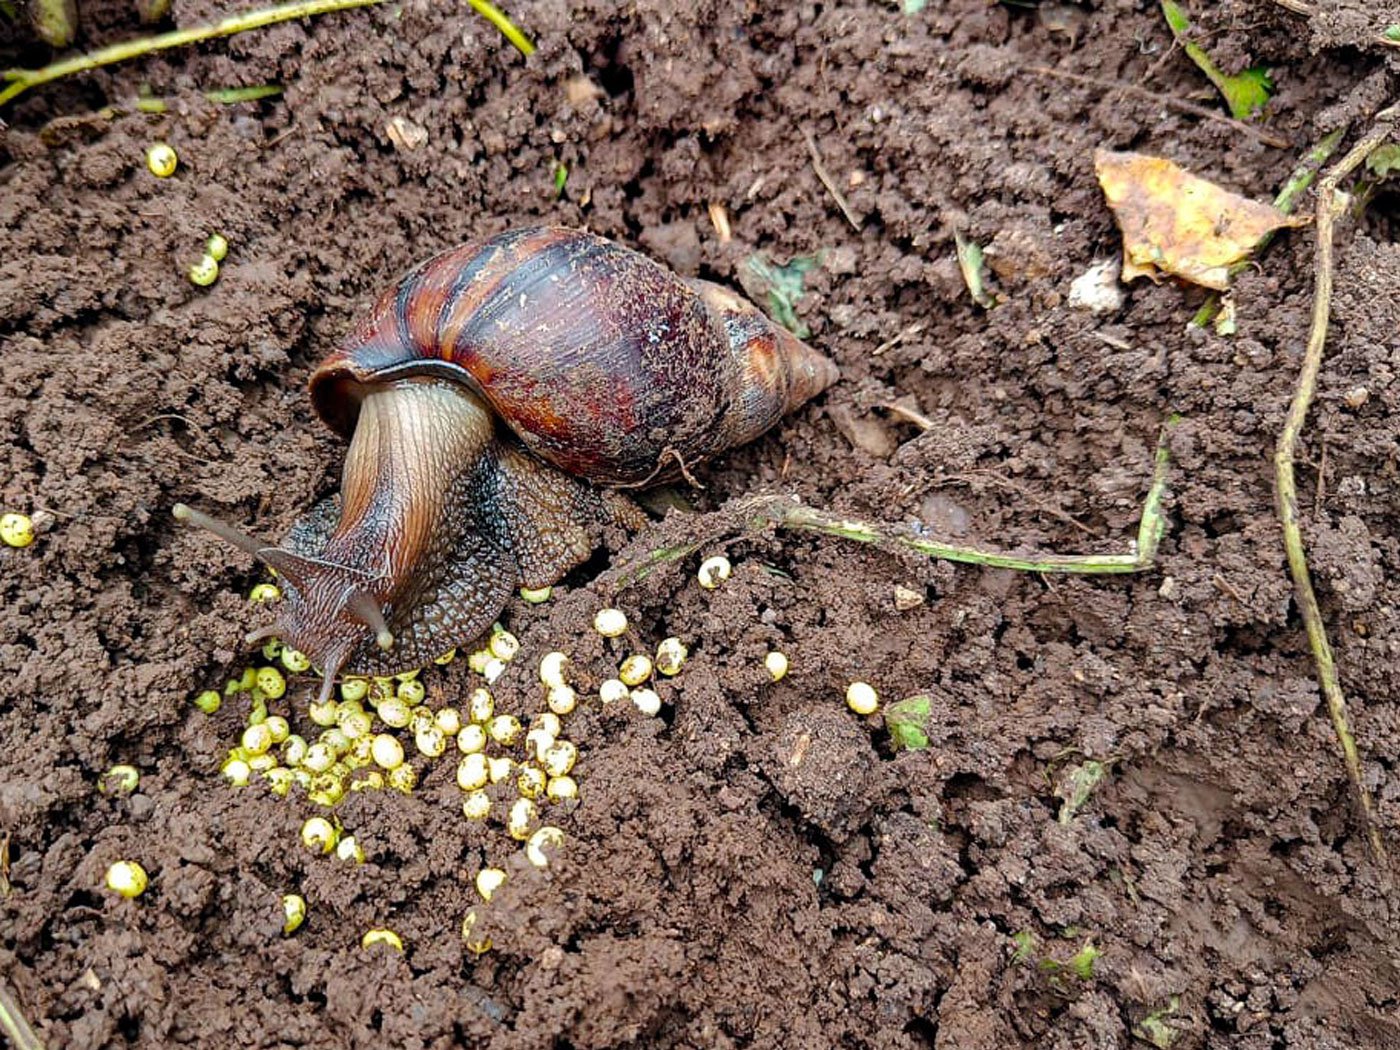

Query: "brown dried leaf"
left=1095, top=149, right=1307, bottom=291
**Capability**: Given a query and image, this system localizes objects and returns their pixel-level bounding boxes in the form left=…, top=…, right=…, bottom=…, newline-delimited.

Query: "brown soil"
left=3, top=1, right=1399, bottom=1047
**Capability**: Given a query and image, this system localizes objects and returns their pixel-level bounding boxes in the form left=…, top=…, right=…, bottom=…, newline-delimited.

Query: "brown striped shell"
left=309, top=225, right=838, bottom=485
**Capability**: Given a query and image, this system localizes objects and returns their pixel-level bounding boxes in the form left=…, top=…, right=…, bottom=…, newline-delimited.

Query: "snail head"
left=172, top=503, right=394, bottom=703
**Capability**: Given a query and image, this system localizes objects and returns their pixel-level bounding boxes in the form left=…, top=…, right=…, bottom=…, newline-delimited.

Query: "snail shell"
left=176, top=226, right=838, bottom=696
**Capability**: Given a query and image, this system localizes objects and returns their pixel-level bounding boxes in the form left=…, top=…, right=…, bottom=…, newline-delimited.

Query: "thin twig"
left=0, top=979, right=45, bottom=1050
left=1, top=0, right=386, bottom=108
left=609, top=418, right=1175, bottom=590
left=1028, top=64, right=1291, bottom=148
left=1276, top=101, right=1398, bottom=867
left=801, top=128, right=862, bottom=232
left=1, top=0, right=535, bottom=109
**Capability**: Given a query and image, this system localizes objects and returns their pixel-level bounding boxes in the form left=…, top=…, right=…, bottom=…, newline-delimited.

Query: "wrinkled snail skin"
left=175, top=225, right=839, bottom=695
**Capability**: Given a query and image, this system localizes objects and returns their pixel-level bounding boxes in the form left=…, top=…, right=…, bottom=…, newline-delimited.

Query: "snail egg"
left=619, top=654, right=653, bottom=686
left=386, top=763, right=418, bottom=793
left=361, top=929, right=403, bottom=952
left=145, top=142, right=178, bottom=177
left=457, top=753, right=489, bottom=791
left=483, top=657, right=507, bottom=683
left=593, top=608, right=628, bottom=638
left=193, top=689, right=222, bottom=714
left=697, top=555, right=733, bottom=589
left=308, top=700, right=339, bottom=727
left=435, top=707, right=462, bottom=736
left=475, top=867, right=507, bottom=902
left=457, top=724, right=487, bottom=755
left=301, top=743, right=335, bottom=774
left=264, top=716, right=290, bottom=743
left=281, top=648, right=311, bottom=674
left=377, top=698, right=412, bottom=728
left=187, top=251, right=219, bottom=285
left=254, top=667, right=286, bottom=700
left=546, top=684, right=577, bottom=716
left=531, top=712, right=562, bottom=737
left=517, top=765, right=547, bottom=799
left=397, top=678, right=426, bottom=705
left=468, top=688, right=494, bottom=723
left=336, top=835, right=365, bottom=864
left=248, top=583, right=281, bottom=603
left=414, top=726, right=448, bottom=758
left=525, top=727, right=556, bottom=763
left=462, top=909, right=491, bottom=954
left=542, top=740, right=578, bottom=778
left=370, top=734, right=404, bottom=770
left=845, top=681, right=880, bottom=715
left=631, top=688, right=663, bottom=717
left=765, top=651, right=790, bottom=682
left=281, top=894, right=306, bottom=934
left=519, top=585, right=553, bottom=603
left=507, top=797, right=539, bottom=840
left=280, top=735, right=308, bottom=767
left=105, top=860, right=149, bottom=899
left=655, top=637, right=688, bottom=676
left=222, top=758, right=251, bottom=787
left=340, top=710, right=373, bottom=740
left=301, top=817, right=338, bottom=854
left=525, top=826, right=565, bottom=869
left=598, top=679, right=629, bottom=705
left=488, top=715, right=523, bottom=746
left=206, top=233, right=229, bottom=262
left=241, top=723, right=274, bottom=756
left=489, top=630, right=520, bottom=662
left=487, top=756, right=515, bottom=784
left=0, top=513, right=35, bottom=548
left=545, top=775, right=578, bottom=802
left=462, top=790, right=492, bottom=820
left=340, top=677, right=369, bottom=702
left=539, top=651, right=570, bottom=689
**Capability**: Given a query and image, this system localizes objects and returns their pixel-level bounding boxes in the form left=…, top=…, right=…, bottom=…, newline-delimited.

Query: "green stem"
left=1192, top=127, right=1347, bottom=327
left=1275, top=103, right=1397, bottom=867
left=466, top=0, right=535, bottom=56
left=611, top=419, right=1176, bottom=590
left=1, top=0, right=384, bottom=108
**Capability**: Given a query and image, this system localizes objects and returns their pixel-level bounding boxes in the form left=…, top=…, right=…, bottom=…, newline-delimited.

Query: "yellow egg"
left=0, top=513, right=35, bottom=548
left=146, top=142, right=178, bottom=177
left=361, top=929, right=403, bottom=952
left=845, top=681, right=880, bottom=715
left=105, top=860, right=149, bottom=898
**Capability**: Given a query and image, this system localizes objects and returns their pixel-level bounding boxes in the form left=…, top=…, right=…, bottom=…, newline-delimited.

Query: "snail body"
left=175, top=226, right=838, bottom=697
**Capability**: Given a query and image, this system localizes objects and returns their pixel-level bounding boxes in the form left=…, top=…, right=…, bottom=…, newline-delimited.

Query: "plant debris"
left=1095, top=149, right=1307, bottom=290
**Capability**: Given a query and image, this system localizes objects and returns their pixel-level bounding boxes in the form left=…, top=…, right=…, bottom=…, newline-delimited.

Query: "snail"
left=174, top=225, right=838, bottom=700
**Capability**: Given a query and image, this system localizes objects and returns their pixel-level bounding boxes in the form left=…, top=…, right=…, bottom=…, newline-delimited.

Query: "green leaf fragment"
left=1366, top=143, right=1400, bottom=178
left=1134, top=996, right=1182, bottom=1048
left=1160, top=0, right=1274, bottom=120
left=743, top=253, right=820, bottom=338
left=1067, top=942, right=1102, bottom=980
left=884, top=694, right=932, bottom=750
left=1010, top=930, right=1037, bottom=965
left=204, top=84, right=283, bottom=104
left=1056, top=759, right=1108, bottom=823
left=953, top=229, right=995, bottom=308
left=552, top=160, right=568, bottom=197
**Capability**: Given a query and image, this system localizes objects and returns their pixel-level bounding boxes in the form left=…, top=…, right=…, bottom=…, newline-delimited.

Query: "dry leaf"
left=1094, top=149, right=1307, bottom=291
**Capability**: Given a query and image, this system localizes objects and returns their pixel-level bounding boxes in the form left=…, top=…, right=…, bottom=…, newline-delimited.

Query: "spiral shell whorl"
left=311, top=226, right=837, bottom=485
